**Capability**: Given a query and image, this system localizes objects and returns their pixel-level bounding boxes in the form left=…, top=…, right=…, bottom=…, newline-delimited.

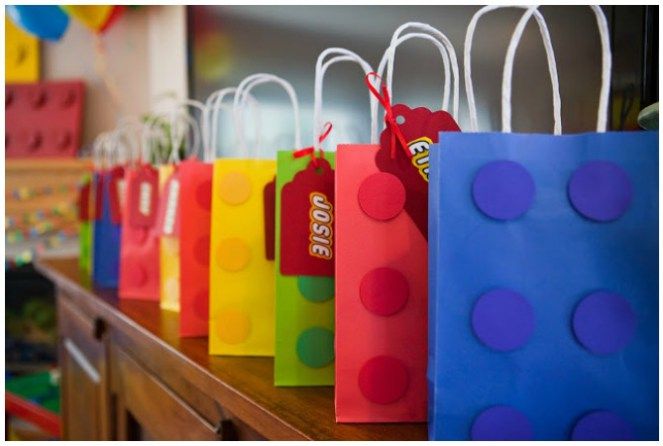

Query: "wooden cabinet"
left=57, top=297, right=110, bottom=440
left=39, top=258, right=427, bottom=440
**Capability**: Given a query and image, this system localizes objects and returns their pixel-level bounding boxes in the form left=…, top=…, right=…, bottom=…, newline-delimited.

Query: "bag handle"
left=313, top=48, right=378, bottom=153
left=378, top=22, right=460, bottom=120
left=501, top=7, right=562, bottom=134
left=166, top=107, right=203, bottom=163
left=92, top=132, right=109, bottom=170
left=207, top=87, right=262, bottom=160
left=111, top=118, right=142, bottom=167
left=233, top=73, right=301, bottom=158
left=465, top=6, right=561, bottom=134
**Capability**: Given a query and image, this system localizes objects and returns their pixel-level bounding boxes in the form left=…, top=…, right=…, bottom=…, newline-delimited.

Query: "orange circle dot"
left=215, top=308, right=251, bottom=344
left=218, top=172, right=252, bottom=205
left=216, top=238, right=251, bottom=272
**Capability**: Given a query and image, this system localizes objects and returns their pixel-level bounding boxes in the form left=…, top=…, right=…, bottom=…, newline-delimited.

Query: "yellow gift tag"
left=159, top=164, right=180, bottom=312
left=209, top=159, right=276, bottom=356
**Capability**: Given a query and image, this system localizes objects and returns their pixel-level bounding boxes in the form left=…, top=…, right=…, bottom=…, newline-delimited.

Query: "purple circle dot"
left=472, top=289, right=535, bottom=351
left=568, top=161, right=632, bottom=222
left=571, top=411, right=634, bottom=440
left=573, top=291, right=636, bottom=355
left=472, top=160, right=535, bottom=220
left=471, top=406, right=533, bottom=440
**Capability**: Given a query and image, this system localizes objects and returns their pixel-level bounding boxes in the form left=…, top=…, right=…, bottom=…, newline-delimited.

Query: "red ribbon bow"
left=293, top=121, right=333, bottom=167
left=364, top=72, right=410, bottom=159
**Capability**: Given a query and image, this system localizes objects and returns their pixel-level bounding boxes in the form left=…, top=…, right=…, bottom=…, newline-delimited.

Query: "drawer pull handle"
left=93, top=317, right=106, bottom=340
left=215, top=419, right=237, bottom=441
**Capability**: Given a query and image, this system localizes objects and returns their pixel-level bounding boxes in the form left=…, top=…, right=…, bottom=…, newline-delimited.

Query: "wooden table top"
left=35, top=257, right=428, bottom=440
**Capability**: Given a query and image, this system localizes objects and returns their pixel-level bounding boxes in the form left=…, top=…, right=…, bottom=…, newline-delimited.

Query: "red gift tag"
left=126, top=164, right=159, bottom=228
left=154, top=169, right=181, bottom=236
left=78, top=179, right=92, bottom=221
left=108, top=165, right=126, bottom=225
left=263, top=177, right=276, bottom=261
left=280, top=157, right=335, bottom=276
left=94, top=171, right=105, bottom=221
left=375, top=104, right=460, bottom=239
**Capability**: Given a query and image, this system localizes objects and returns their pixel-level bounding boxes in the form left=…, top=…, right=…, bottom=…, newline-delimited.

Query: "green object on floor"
left=6, top=370, right=61, bottom=414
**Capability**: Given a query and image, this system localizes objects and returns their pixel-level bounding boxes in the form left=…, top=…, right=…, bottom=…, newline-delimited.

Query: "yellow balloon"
left=60, top=5, right=113, bottom=32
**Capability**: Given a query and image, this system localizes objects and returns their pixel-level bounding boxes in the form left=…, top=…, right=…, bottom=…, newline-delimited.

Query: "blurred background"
left=3, top=4, right=658, bottom=440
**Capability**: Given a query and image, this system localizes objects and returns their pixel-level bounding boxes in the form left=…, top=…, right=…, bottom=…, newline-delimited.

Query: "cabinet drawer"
left=112, top=345, right=219, bottom=440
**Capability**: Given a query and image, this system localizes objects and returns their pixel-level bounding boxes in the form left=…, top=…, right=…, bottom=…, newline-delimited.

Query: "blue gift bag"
left=428, top=130, right=658, bottom=440
left=93, top=170, right=121, bottom=288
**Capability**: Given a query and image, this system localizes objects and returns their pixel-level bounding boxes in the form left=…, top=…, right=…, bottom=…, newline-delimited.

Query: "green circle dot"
left=296, top=327, right=334, bottom=368
left=297, top=275, right=334, bottom=303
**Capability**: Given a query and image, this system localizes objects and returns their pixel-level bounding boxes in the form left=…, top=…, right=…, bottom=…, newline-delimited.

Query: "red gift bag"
left=335, top=24, right=461, bottom=422
left=118, top=121, right=161, bottom=301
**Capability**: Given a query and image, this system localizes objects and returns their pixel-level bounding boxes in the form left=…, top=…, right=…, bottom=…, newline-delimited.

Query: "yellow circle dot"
left=218, top=172, right=252, bottom=205
left=216, top=238, right=251, bottom=272
left=215, top=308, right=251, bottom=344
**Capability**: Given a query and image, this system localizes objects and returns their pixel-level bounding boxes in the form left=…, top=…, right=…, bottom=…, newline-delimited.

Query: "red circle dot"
left=360, top=267, right=409, bottom=316
left=357, top=172, right=406, bottom=221
left=193, top=235, right=210, bottom=266
left=125, top=263, right=147, bottom=287
left=196, top=180, right=212, bottom=211
left=129, top=227, right=148, bottom=244
left=192, top=288, right=209, bottom=319
left=358, top=356, right=409, bottom=404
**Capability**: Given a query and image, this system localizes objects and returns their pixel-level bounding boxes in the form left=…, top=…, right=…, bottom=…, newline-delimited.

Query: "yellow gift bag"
left=209, top=73, right=301, bottom=356
left=156, top=104, right=206, bottom=312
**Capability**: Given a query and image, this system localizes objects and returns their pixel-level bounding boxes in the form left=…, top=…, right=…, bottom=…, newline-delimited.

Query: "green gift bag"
left=78, top=160, right=96, bottom=275
left=274, top=48, right=377, bottom=386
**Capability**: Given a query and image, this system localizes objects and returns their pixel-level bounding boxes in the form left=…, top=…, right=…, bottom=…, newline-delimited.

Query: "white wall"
left=40, top=6, right=187, bottom=149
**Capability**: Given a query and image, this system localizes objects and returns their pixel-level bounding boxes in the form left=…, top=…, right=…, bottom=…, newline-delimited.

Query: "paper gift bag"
left=428, top=6, right=657, bottom=441
left=209, top=74, right=299, bottom=356
left=274, top=151, right=336, bottom=385
left=118, top=162, right=160, bottom=301
left=273, top=48, right=378, bottom=386
left=158, top=163, right=180, bottom=311
left=335, top=25, right=460, bottom=422
left=178, top=158, right=212, bottom=336
left=77, top=173, right=93, bottom=275
left=92, top=166, right=123, bottom=288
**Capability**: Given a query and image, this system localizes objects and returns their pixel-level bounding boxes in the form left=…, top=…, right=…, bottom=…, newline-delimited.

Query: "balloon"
left=60, top=5, right=113, bottom=33
left=99, top=6, right=125, bottom=34
left=6, top=5, right=69, bottom=41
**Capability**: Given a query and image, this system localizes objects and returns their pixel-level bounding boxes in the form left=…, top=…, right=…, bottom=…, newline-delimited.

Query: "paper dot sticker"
left=472, top=160, right=535, bottom=220
left=472, top=289, right=535, bottom=351
left=129, top=227, right=148, bottom=244
left=358, top=356, right=409, bottom=404
left=360, top=267, right=409, bottom=316
left=216, top=308, right=251, bottom=344
left=192, top=288, right=209, bottom=319
left=568, top=161, right=632, bottom=222
left=193, top=235, right=210, bottom=266
left=572, top=291, right=636, bottom=355
left=357, top=172, right=406, bottom=221
left=471, top=406, right=533, bottom=440
left=196, top=179, right=212, bottom=210
left=296, top=327, right=334, bottom=368
left=571, top=411, right=634, bottom=440
left=216, top=238, right=251, bottom=272
left=218, top=172, right=252, bottom=205
left=125, top=263, right=147, bottom=287
left=297, top=276, right=334, bottom=303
